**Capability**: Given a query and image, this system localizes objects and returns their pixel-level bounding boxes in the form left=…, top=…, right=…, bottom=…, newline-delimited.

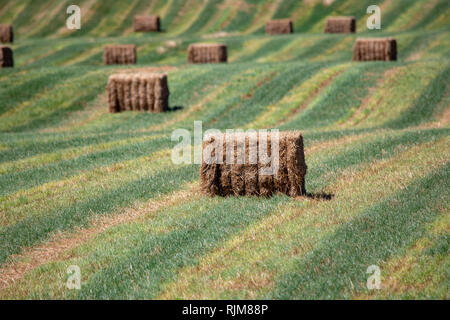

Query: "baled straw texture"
left=324, top=16, right=356, bottom=33
left=187, top=43, right=227, bottom=64
left=200, top=131, right=307, bottom=197
left=0, top=24, right=13, bottom=43
left=107, top=73, right=169, bottom=113
left=352, top=38, right=397, bottom=61
left=133, top=15, right=160, bottom=32
left=265, top=19, right=293, bottom=35
left=103, top=45, right=137, bottom=65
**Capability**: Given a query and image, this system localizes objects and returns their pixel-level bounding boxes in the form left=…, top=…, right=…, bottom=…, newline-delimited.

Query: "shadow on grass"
left=305, top=192, right=334, bottom=201
left=168, top=105, right=184, bottom=112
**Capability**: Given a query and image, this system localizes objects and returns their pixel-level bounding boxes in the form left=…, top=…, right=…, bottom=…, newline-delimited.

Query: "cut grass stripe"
left=0, top=68, right=83, bottom=116
left=383, top=64, right=450, bottom=129
left=0, top=133, right=164, bottom=175
left=182, top=0, right=222, bottom=34
left=280, top=63, right=390, bottom=130
left=0, top=164, right=197, bottom=265
left=0, top=130, right=161, bottom=164
left=0, top=70, right=107, bottom=132
left=0, top=136, right=169, bottom=196
left=269, top=161, right=449, bottom=299
left=350, top=61, right=447, bottom=128
left=0, top=182, right=198, bottom=294
left=247, top=63, right=349, bottom=129
left=355, top=210, right=449, bottom=299
left=0, top=148, right=172, bottom=228
left=239, top=36, right=295, bottom=63
left=75, top=196, right=286, bottom=299
left=305, top=128, right=449, bottom=192
left=211, top=63, right=327, bottom=130
left=387, top=0, right=439, bottom=32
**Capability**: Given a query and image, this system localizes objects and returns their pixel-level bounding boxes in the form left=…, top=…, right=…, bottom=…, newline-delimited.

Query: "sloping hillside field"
left=0, top=0, right=449, bottom=300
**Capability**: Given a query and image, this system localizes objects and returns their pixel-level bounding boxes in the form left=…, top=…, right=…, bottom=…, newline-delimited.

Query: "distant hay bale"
left=133, top=15, right=160, bottom=32
left=0, top=24, right=13, bottom=43
left=187, top=43, right=227, bottom=64
left=324, top=16, right=356, bottom=33
left=200, top=131, right=307, bottom=197
left=103, top=45, right=136, bottom=65
left=265, top=19, right=293, bottom=35
left=0, top=46, right=13, bottom=67
left=107, top=73, right=169, bottom=113
left=353, top=38, right=397, bottom=61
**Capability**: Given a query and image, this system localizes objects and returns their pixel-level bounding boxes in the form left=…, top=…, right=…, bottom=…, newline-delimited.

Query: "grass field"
left=0, top=0, right=449, bottom=299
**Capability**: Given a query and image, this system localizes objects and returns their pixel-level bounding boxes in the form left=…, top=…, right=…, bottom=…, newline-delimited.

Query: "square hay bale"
left=107, top=73, right=169, bottom=113
left=324, top=16, right=356, bottom=33
left=133, top=15, right=161, bottom=32
left=103, top=45, right=136, bottom=65
left=265, top=19, right=293, bottom=35
left=200, top=131, right=307, bottom=197
left=0, top=24, right=13, bottom=43
left=0, top=46, right=13, bottom=67
left=187, top=43, right=227, bottom=64
left=353, top=38, right=397, bottom=61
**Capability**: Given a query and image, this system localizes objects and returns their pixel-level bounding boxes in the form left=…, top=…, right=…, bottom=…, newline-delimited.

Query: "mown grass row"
left=1, top=0, right=448, bottom=39
left=6, top=28, right=449, bottom=70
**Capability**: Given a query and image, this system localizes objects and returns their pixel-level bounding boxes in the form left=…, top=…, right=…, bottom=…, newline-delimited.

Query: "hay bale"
left=106, top=73, right=169, bottom=113
left=324, top=16, right=356, bottom=33
left=258, top=131, right=274, bottom=197
left=285, top=132, right=307, bottom=196
left=133, top=15, right=160, bottom=32
left=0, top=46, right=13, bottom=68
left=274, top=133, right=288, bottom=195
left=231, top=133, right=246, bottom=196
left=201, top=134, right=222, bottom=196
left=220, top=133, right=233, bottom=196
left=153, top=74, right=170, bottom=112
left=244, top=132, right=259, bottom=196
left=103, top=45, right=136, bottom=65
left=0, top=24, right=13, bottom=43
left=265, top=19, right=293, bottom=35
left=200, top=131, right=307, bottom=197
left=353, top=38, right=397, bottom=61
left=187, top=43, right=227, bottom=64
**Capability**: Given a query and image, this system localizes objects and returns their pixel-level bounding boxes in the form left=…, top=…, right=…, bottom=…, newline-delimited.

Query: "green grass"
left=270, top=162, right=449, bottom=299
left=0, top=0, right=449, bottom=300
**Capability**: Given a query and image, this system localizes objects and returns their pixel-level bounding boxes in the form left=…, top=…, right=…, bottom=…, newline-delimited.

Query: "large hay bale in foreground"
left=0, top=46, right=13, bottom=67
left=324, top=16, right=356, bottom=33
left=187, top=43, right=227, bottom=64
left=103, top=45, right=136, bottom=65
left=200, top=131, right=307, bottom=197
left=265, top=19, right=293, bottom=35
left=133, top=15, right=160, bottom=32
left=0, top=24, right=13, bottom=43
left=353, top=38, right=397, bottom=61
left=107, top=73, right=169, bottom=113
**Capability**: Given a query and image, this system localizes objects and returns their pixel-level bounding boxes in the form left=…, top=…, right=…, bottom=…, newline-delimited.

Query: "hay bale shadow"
left=305, top=192, right=334, bottom=201
left=167, top=105, right=183, bottom=112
